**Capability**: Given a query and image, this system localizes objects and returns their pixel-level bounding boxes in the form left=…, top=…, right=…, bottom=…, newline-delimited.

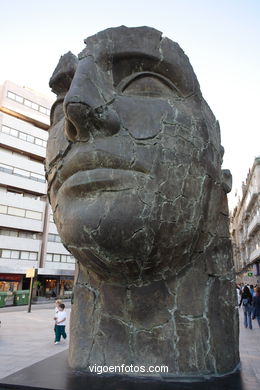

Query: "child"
left=54, top=299, right=63, bottom=335
left=54, top=303, right=67, bottom=344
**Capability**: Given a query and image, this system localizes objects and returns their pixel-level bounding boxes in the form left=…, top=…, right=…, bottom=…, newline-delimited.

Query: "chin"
left=54, top=190, right=156, bottom=271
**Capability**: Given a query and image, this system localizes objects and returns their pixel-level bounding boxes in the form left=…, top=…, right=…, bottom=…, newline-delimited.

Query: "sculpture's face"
left=46, top=27, right=222, bottom=282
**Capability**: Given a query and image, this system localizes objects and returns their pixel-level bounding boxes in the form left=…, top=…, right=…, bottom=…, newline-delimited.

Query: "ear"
left=49, top=51, right=78, bottom=95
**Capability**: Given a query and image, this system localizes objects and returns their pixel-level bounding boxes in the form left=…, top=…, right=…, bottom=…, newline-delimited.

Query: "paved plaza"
left=0, top=302, right=71, bottom=379
left=0, top=303, right=260, bottom=389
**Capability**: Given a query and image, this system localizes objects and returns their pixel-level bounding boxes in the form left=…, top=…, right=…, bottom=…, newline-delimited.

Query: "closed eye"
left=117, top=72, right=182, bottom=98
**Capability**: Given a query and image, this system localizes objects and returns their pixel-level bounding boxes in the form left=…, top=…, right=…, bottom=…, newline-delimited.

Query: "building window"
left=46, top=253, right=75, bottom=264
left=53, top=254, right=61, bottom=262
left=5, top=188, right=41, bottom=200
left=48, top=233, right=62, bottom=243
left=7, top=91, right=15, bottom=100
left=0, top=161, right=45, bottom=183
left=0, top=205, right=8, bottom=214
left=0, top=249, right=38, bottom=260
left=46, top=253, right=53, bottom=262
left=10, top=251, right=19, bottom=259
left=7, top=90, right=50, bottom=116
left=8, top=207, right=26, bottom=217
left=0, top=204, right=42, bottom=221
left=25, top=210, right=42, bottom=220
left=0, top=124, right=47, bottom=149
left=0, top=163, right=12, bottom=174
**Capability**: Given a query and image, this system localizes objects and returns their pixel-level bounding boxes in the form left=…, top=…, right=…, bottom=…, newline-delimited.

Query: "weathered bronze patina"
left=46, top=26, right=239, bottom=377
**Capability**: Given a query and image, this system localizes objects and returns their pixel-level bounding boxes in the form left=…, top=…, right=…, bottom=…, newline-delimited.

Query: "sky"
left=0, top=0, right=259, bottom=210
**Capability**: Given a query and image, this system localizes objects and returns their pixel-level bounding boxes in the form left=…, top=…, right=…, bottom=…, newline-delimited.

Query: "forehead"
left=82, top=26, right=162, bottom=60
left=80, top=26, right=200, bottom=97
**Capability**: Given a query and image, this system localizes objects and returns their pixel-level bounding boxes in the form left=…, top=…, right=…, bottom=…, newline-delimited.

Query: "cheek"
left=56, top=190, right=155, bottom=262
left=114, top=97, right=172, bottom=139
left=46, top=119, right=70, bottom=171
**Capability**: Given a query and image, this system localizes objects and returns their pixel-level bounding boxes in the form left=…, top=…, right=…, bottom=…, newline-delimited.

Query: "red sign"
left=0, top=274, right=22, bottom=282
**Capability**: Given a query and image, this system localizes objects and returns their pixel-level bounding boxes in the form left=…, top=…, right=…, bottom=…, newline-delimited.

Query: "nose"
left=63, top=57, right=120, bottom=142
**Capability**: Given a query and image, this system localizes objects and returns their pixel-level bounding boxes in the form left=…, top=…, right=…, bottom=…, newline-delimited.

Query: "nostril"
left=64, top=102, right=91, bottom=142
left=64, top=119, right=78, bottom=142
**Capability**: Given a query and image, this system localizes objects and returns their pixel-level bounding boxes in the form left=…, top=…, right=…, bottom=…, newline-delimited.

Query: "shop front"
left=0, top=273, right=23, bottom=292
left=36, top=275, right=74, bottom=298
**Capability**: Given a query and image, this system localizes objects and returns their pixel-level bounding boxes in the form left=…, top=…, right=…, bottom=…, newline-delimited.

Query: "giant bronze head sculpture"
left=46, top=26, right=239, bottom=377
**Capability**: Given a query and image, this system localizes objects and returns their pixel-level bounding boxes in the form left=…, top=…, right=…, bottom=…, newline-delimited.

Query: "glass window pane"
left=10, top=128, right=18, bottom=137
left=0, top=163, right=12, bottom=174
left=46, top=253, right=53, bottom=261
left=19, top=132, right=27, bottom=140
left=53, top=254, right=60, bottom=262
left=39, top=106, right=47, bottom=114
left=0, top=229, right=10, bottom=236
left=7, top=91, right=16, bottom=100
left=29, top=252, right=37, bottom=260
left=11, top=250, right=19, bottom=259
left=35, top=138, right=43, bottom=146
left=31, top=102, right=38, bottom=110
left=42, top=140, right=47, bottom=148
left=1, top=250, right=11, bottom=258
left=61, top=255, right=67, bottom=263
left=0, top=205, right=8, bottom=214
left=30, top=172, right=45, bottom=182
left=8, top=207, right=25, bottom=217
left=16, top=95, right=23, bottom=103
left=1, top=125, right=10, bottom=134
left=14, top=167, right=29, bottom=177
left=24, top=99, right=32, bottom=107
left=20, top=251, right=29, bottom=259
left=26, top=135, right=34, bottom=143
left=25, top=210, right=42, bottom=220
left=9, top=230, right=18, bottom=237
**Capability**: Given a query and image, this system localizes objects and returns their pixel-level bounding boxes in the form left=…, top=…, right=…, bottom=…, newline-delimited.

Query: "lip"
left=48, top=144, right=149, bottom=198
left=58, top=168, right=147, bottom=197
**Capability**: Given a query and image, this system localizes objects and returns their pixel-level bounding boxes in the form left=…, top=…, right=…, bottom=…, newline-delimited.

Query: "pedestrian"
left=54, top=299, right=63, bottom=335
left=249, top=284, right=255, bottom=297
left=239, top=286, right=253, bottom=329
left=252, top=287, right=260, bottom=328
left=54, top=303, right=67, bottom=344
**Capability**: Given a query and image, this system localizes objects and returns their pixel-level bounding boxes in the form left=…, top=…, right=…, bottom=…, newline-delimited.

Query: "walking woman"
left=252, top=287, right=260, bottom=328
left=239, top=286, right=253, bottom=329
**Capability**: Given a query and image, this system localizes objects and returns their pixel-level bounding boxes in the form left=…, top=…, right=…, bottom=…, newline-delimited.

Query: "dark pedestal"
left=0, top=350, right=244, bottom=390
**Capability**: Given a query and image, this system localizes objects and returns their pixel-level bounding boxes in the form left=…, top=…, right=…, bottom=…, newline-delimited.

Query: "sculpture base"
left=0, top=350, right=244, bottom=390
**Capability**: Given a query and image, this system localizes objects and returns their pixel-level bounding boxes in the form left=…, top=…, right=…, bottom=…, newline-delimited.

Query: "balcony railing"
left=246, top=191, right=258, bottom=212
left=248, top=215, right=260, bottom=237
left=249, top=247, right=260, bottom=263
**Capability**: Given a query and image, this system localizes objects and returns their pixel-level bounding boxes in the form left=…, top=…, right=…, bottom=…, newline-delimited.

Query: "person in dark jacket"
left=239, top=286, right=253, bottom=329
left=252, top=287, right=260, bottom=328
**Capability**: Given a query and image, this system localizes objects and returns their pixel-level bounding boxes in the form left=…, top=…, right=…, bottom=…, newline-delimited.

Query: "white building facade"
left=231, top=157, right=260, bottom=285
left=0, top=80, right=75, bottom=297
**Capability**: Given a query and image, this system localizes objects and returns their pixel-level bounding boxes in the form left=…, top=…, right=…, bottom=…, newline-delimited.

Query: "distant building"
left=0, top=80, right=75, bottom=297
left=230, top=157, right=260, bottom=285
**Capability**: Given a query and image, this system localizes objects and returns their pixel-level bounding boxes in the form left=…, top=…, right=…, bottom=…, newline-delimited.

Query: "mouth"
left=47, top=144, right=149, bottom=199
left=58, top=168, right=147, bottom=197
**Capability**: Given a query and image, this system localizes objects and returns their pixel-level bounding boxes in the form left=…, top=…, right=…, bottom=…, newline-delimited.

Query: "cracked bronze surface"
left=46, top=26, right=239, bottom=377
